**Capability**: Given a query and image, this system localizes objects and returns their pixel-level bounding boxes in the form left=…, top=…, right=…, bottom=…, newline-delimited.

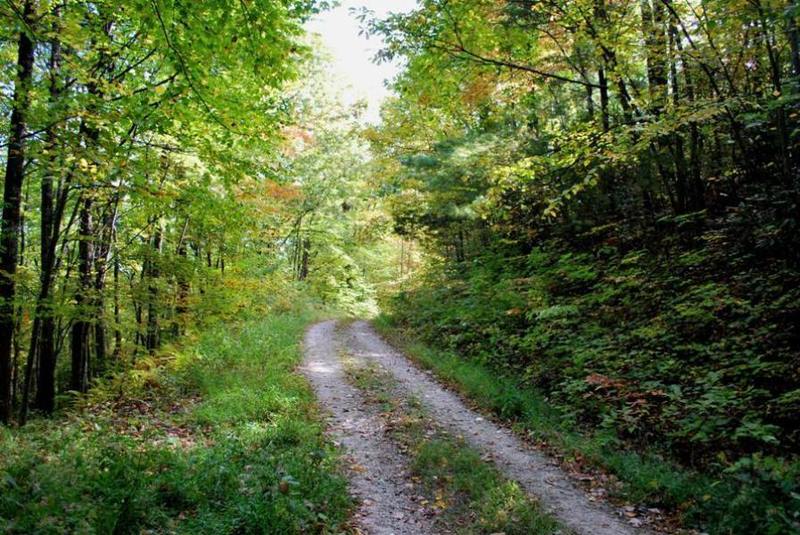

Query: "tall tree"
left=1, top=0, right=35, bottom=424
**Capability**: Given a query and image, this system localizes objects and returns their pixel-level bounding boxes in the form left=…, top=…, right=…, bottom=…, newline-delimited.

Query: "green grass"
left=344, top=359, right=562, bottom=535
left=0, top=311, right=353, bottom=534
left=413, top=439, right=561, bottom=535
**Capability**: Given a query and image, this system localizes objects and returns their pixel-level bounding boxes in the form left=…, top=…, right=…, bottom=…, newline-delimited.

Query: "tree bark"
left=174, top=245, right=190, bottom=337
left=299, top=238, right=310, bottom=280
left=788, top=1, right=800, bottom=81
left=70, top=197, right=93, bottom=393
left=33, top=14, right=64, bottom=414
left=667, top=9, right=691, bottom=213
left=92, top=199, right=119, bottom=376
left=0, top=0, right=35, bottom=424
left=70, top=15, right=112, bottom=392
left=754, top=0, right=792, bottom=184
left=112, top=244, right=122, bottom=360
left=640, top=0, right=668, bottom=114
left=146, top=223, right=163, bottom=353
left=598, top=67, right=610, bottom=132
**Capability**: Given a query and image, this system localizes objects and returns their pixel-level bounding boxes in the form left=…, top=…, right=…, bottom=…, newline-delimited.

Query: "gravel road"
left=302, top=320, right=645, bottom=535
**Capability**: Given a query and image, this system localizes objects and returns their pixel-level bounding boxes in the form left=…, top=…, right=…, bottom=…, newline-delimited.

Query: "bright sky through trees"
left=305, top=0, right=418, bottom=123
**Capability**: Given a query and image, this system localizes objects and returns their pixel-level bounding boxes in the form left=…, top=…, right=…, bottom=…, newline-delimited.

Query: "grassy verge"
left=372, top=316, right=736, bottom=532
left=343, top=356, right=563, bottom=535
left=0, top=310, right=352, bottom=534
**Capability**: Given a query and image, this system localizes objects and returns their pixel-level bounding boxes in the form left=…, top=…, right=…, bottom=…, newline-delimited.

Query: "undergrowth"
left=376, top=234, right=800, bottom=535
left=0, top=309, right=352, bottom=534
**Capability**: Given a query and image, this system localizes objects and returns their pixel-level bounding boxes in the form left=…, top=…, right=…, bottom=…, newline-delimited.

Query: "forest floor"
left=302, top=320, right=649, bottom=535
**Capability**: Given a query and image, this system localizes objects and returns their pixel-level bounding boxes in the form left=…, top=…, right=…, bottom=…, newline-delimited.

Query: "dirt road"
left=301, top=320, right=642, bottom=535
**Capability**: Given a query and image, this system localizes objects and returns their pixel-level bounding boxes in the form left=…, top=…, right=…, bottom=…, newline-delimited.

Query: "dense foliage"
left=366, top=0, right=800, bottom=532
left=0, top=0, right=325, bottom=422
left=0, top=0, right=399, bottom=423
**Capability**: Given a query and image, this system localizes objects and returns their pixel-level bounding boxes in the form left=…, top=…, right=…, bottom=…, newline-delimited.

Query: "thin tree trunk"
left=788, top=1, right=800, bottom=81
left=755, top=0, right=792, bottom=184
left=92, top=198, right=119, bottom=376
left=12, top=313, right=23, bottom=406
left=667, top=15, right=690, bottom=213
left=299, top=238, right=310, bottom=280
left=70, top=197, right=93, bottom=393
left=15, top=189, right=28, bottom=412
left=595, top=0, right=633, bottom=124
left=171, top=217, right=190, bottom=338
left=174, top=247, right=189, bottom=337
left=640, top=0, right=668, bottom=114
left=11, top=321, right=20, bottom=410
left=581, top=69, right=595, bottom=120
left=668, top=2, right=705, bottom=210
left=33, top=15, right=64, bottom=415
left=113, top=245, right=122, bottom=360
left=598, top=67, right=610, bottom=132
left=69, top=16, right=112, bottom=391
left=146, top=223, right=163, bottom=353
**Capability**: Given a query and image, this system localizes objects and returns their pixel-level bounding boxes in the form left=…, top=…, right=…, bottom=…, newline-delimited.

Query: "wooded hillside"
left=366, top=0, right=800, bottom=532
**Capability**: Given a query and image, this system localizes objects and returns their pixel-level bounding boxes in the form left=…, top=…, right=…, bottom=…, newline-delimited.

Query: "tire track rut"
left=303, top=319, right=645, bottom=535
left=301, top=321, right=436, bottom=535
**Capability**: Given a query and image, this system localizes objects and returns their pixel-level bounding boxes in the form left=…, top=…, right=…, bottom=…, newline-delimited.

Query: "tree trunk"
left=668, top=2, right=705, bottom=210
left=788, top=1, right=800, bottom=81
left=33, top=16, right=64, bottom=415
left=0, top=0, right=35, bottom=424
left=299, top=238, right=310, bottom=280
left=174, top=245, right=190, bottom=337
left=594, top=0, right=633, bottom=122
left=12, top=313, right=23, bottom=409
left=667, top=14, right=691, bottom=213
left=113, top=248, right=122, bottom=360
left=640, top=0, right=668, bottom=113
left=754, top=0, right=792, bottom=184
left=93, top=305, right=107, bottom=375
left=146, top=223, right=163, bottom=353
left=92, top=200, right=119, bottom=376
left=70, top=197, right=93, bottom=393
left=69, top=16, right=111, bottom=390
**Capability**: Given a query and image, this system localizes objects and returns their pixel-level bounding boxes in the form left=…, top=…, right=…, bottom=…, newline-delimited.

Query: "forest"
left=1, top=0, right=798, bottom=534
